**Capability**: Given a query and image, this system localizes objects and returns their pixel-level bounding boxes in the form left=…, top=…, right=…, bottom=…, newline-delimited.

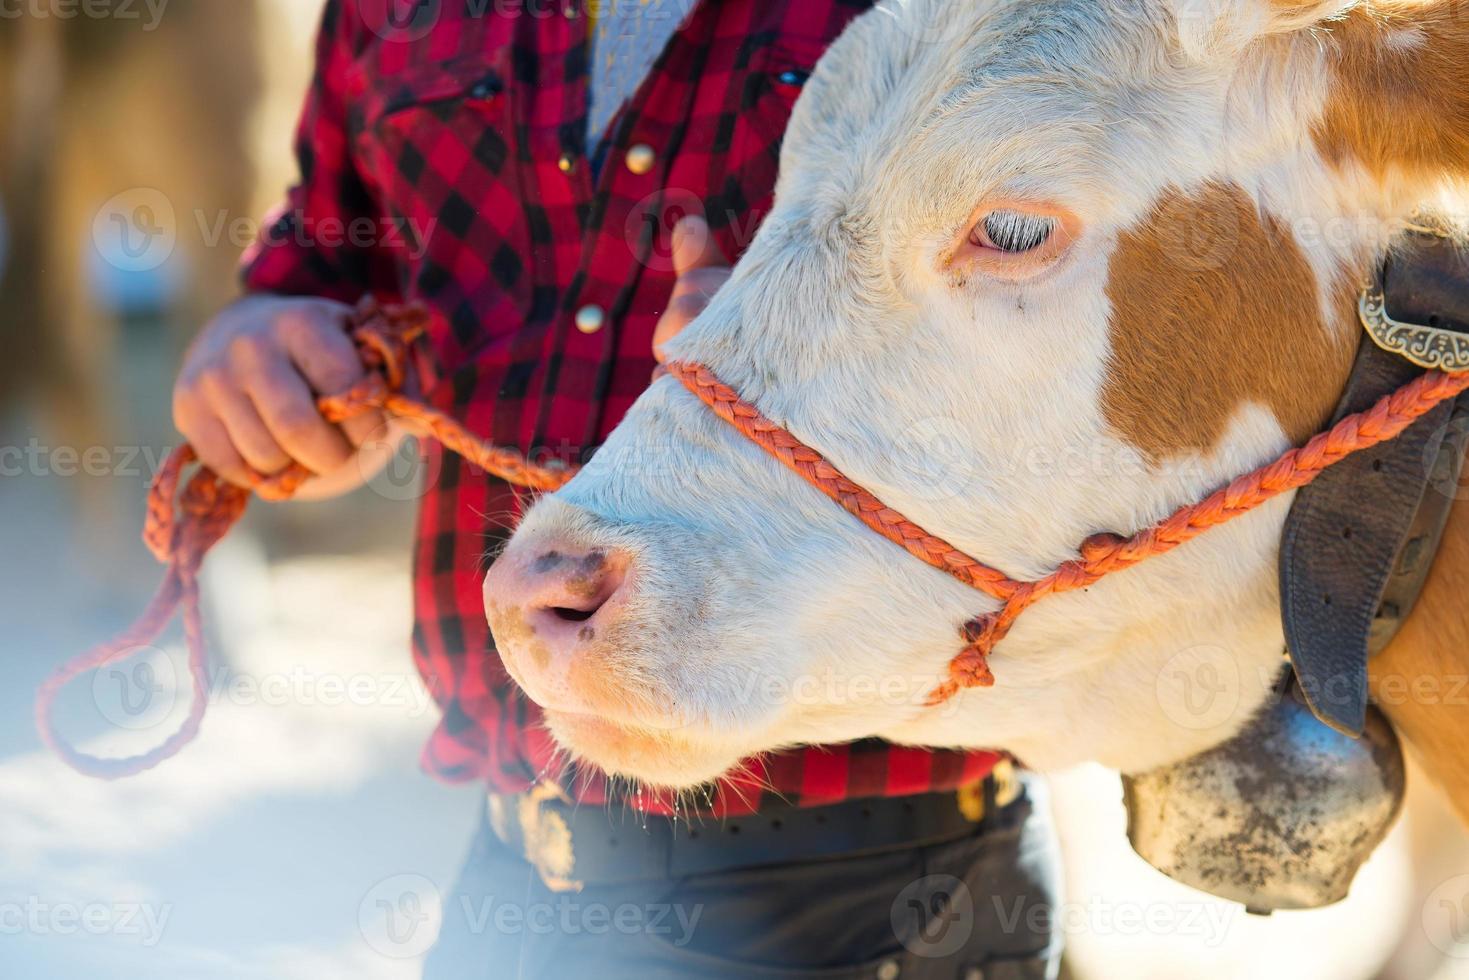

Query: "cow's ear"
left=1170, top=1, right=1469, bottom=193
left=1165, top=0, right=1354, bottom=58
left=1311, top=2, right=1469, bottom=191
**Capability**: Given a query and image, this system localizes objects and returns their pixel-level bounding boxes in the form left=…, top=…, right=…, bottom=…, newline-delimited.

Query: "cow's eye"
left=949, top=199, right=1079, bottom=282
left=973, top=210, right=1056, bottom=253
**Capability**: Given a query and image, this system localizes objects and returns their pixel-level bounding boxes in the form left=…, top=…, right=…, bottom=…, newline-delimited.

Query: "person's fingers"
left=654, top=218, right=734, bottom=365
left=174, top=398, right=253, bottom=488
left=654, top=266, right=732, bottom=360
left=208, top=309, right=352, bottom=477
left=338, top=408, right=388, bottom=453
left=671, top=215, right=728, bottom=277
left=242, top=364, right=355, bottom=477
left=674, top=266, right=733, bottom=306
left=202, top=371, right=292, bottom=476
left=275, top=303, right=382, bottom=448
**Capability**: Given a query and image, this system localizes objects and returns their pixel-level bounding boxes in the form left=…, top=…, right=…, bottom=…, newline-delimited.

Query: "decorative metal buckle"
left=1358, top=283, right=1469, bottom=373
left=488, top=781, right=584, bottom=893
left=1360, top=222, right=1469, bottom=374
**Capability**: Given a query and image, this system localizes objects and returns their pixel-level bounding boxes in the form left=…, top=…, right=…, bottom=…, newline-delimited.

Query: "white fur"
left=496, top=0, right=1431, bottom=787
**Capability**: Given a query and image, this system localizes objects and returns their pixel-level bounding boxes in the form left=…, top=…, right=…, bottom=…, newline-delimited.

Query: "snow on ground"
left=1, top=405, right=480, bottom=979
left=4, top=396, right=1467, bottom=980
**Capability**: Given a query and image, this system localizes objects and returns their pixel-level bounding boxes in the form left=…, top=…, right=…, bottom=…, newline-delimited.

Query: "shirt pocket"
left=347, top=50, right=530, bottom=376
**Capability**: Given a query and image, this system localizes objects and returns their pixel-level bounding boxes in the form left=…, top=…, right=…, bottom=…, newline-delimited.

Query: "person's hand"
left=173, top=294, right=387, bottom=492
left=652, top=216, right=731, bottom=364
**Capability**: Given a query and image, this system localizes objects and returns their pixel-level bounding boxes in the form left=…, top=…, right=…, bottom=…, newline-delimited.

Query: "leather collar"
left=1281, top=226, right=1469, bottom=735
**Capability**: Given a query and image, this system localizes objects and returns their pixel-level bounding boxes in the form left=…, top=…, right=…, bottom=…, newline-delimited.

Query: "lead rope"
left=664, top=361, right=1469, bottom=703
left=39, top=296, right=1469, bottom=778
left=36, top=297, right=576, bottom=779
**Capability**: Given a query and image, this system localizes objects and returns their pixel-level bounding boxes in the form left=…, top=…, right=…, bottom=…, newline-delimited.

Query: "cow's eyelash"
left=977, top=210, right=1056, bottom=252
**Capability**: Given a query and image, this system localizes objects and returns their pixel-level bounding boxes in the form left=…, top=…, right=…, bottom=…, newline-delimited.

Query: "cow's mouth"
left=543, top=709, right=747, bottom=789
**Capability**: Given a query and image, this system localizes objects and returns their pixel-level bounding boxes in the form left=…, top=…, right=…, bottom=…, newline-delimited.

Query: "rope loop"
left=38, top=297, right=576, bottom=778
left=39, top=300, right=1469, bottom=778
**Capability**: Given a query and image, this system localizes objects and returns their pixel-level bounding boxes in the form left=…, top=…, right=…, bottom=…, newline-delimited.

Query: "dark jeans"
left=423, top=778, right=1062, bottom=980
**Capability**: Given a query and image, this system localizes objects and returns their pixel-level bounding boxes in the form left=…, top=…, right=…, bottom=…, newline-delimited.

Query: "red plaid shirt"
left=242, top=0, right=998, bottom=815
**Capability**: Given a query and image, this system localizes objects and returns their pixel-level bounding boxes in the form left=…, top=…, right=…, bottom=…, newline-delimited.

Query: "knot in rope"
left=666, top=359, right=1469, bottom=706
left=40, top=298, right=1469, bottom=779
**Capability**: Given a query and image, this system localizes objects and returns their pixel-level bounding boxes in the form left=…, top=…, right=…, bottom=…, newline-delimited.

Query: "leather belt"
left=1281, top=226, right=1469, bottom=735
left=487, top=762, right=1023, bottom=892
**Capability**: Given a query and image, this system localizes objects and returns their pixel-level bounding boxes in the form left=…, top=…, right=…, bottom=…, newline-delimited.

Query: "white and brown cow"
left=485, top=0, right=1469, bottom=820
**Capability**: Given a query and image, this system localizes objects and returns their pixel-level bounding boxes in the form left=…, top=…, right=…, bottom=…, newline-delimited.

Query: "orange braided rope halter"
left=36, top=297, right=574, bottom=779
left=39, top=294, right=1469, bottom=778
left=664, top=360, right=1469, bottom=704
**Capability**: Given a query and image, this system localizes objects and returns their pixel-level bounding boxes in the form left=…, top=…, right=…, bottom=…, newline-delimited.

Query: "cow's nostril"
left=523, top=547, right=629, bottom=631
left=485, top=541, right=631, bottom=658
left=550, top=606, right=597, bottom=623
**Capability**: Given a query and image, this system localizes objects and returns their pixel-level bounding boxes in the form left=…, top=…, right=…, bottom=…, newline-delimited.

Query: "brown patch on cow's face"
left=1313, top=1, right=1469, bottom=184
left=1102, top=182, right=1355, bottom=460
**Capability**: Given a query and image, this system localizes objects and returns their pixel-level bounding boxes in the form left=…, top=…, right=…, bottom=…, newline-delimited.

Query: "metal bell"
left=1122, top=681, right=1406, bottom=913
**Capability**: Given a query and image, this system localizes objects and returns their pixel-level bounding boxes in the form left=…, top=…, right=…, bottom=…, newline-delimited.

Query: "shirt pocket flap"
left=348, top=51, right=509, bottom=136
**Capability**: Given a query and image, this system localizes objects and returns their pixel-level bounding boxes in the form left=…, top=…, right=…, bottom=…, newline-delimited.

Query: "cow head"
left=485, top=0, right=1469, bottom=788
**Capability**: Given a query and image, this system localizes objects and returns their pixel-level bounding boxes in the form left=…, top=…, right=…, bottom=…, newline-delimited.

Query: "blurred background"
left=1, top=3, right=481, bottom=978
left=0, top=2, right=1466, bottom=979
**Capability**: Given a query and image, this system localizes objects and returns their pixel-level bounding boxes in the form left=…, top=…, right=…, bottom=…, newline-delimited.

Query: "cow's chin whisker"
left=543, top=708, right=747, bottom=790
